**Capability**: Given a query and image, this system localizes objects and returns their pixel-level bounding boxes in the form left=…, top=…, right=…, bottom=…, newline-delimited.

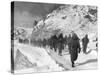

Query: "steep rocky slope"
left=31, top=5, right=97, bottom=50
left=31, top=5, right=97, bottom=39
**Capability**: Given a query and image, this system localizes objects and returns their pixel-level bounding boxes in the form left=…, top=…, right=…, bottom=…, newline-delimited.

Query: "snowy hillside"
left=31, top=5, right=97, bottom=49
left=33, top=5, right=97, bottom=35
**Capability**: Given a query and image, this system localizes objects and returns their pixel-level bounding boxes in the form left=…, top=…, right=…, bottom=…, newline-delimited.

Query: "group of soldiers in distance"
left=39, top=31, right=89, bottom=67
left=16, top=29, right=89, bottom=67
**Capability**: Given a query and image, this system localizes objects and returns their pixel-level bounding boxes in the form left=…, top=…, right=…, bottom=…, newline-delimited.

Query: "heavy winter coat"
left=82, top=36, right=89, bottom=53
left=68, top=34, right=81, bottom=62
left=82, top=36, right=89, bottom=46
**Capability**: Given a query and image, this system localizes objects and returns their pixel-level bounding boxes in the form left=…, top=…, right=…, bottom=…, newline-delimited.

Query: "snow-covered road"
left=65, top=52, right=97, bottom=70
left=49, top=48, right=97, bottom=70
left=14, top=43, right=98, bottom=74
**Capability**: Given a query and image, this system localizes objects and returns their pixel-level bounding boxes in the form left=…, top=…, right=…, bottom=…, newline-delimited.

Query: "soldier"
left=82, top=34, right=89, bottom=54
left=68, top=32, right=81, bottom=67
left=58, top=33, right=64, bottom=56
left=49, top=34, right=58, bottom=52
left=63, top=35, right=68, bottom=47
left=42, top=39, right=47, bottom=48
left=67, top=34, right=72, bottom=52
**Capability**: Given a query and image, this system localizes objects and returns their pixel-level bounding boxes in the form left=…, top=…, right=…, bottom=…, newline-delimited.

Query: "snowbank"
left=14, top=43, right=64, bottom=73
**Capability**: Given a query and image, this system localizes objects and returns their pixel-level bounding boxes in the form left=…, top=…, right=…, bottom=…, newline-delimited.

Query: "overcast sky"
left=14, top=1, right=62, bottom=28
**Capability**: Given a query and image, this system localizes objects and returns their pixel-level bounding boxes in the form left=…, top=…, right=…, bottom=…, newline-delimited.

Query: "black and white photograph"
left=11, top=1, right=98, bottom=74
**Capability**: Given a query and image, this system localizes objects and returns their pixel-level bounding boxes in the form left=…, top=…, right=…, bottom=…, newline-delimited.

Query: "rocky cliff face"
left=31, top=5, right=97, bottom=38
left=31, top=5, right=97, bottom=50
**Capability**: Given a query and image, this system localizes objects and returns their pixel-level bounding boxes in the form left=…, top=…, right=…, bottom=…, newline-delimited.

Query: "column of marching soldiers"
left=31, top=31, right=89, bottom=67
left=16, top=30, right=90, bottom=67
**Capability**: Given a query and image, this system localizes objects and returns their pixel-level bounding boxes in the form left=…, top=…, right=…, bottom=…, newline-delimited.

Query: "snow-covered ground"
left=49, top=48, right=97, bottom=70
left=14, top=42, right=97, bottom=74
left=14, top=43, right=64, bottom=73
